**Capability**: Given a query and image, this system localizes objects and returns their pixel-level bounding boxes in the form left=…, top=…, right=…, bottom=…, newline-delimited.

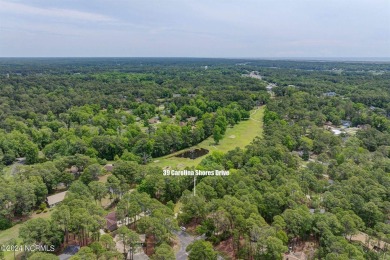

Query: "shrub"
left=39, top=203, right=47, bottom=211
left=0, top=217, right=12, bottom=230
left=208, top=235, right=220, bottom=245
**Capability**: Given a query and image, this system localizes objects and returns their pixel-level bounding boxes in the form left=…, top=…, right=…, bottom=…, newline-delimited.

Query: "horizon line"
left=1, top=57, right=390, bottom=63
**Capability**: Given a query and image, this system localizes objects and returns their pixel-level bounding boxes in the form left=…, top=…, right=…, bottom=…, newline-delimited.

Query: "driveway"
left=175, top=230, right=197, bottom=260
left=174, top=230, right=225, bottom=260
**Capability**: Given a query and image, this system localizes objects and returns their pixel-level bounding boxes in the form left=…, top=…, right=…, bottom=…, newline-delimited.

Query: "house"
left=341, top=120, right=352, bottom=128
left=357, top=124, right=370, bottom=130
left=266, top=84, right=274, bottom=91
left=188, top=94, right=197, bottom=98
left=104, top=164, right=114, bottom=172
left=187, top=117, right=198, bottom=122
left=70, top=166, right=79, bottom=174
left=105, top=212, right=118, bottom=232
left=330, top=128, right=343, bottom=135
left=15, top=157, right=26, bottom=164
left=66, top=166, right=79, bottom=175
left=172, top=93, right=182, bottom=98
left=309, top=208, right=326, bottom=214
left=47, top=191, right=68, bottom=208
left=105, top=211, right=149, bottom=232
left=148, top=118, right=160, bottom=124
left=323, top=92, right=336, bottom=97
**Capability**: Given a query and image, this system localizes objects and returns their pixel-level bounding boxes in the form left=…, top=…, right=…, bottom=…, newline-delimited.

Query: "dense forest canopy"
left=0, top=58, right=389, bottom=260
left=0, top=58, right=270, bottom=163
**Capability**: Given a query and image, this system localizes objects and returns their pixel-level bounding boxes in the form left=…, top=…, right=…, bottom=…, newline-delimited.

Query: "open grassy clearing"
left=151, top=106, right=264, bottom=170
left=0, top=211, right=53, bottom=260
left=0, top=211, right=53, bottom=245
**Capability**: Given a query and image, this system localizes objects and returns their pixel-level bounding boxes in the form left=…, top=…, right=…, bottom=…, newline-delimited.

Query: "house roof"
left=47, top=191, right=67, bottom=206
left=16, top=157, right=26, bottom=163
left=67, top=166, right=79, bottom=174
left=148, top=118, right=159, bottom=124
left=309, top=208, right=326, bottom=214
left=106, top=211, right=116, bottom=221
left=104, top=164, right=114, bottom=172
left=105, top=212, right=117, bottom=231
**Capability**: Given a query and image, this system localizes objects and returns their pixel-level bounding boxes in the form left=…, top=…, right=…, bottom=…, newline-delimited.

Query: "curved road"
left=175, top=230, right=197, bottom=260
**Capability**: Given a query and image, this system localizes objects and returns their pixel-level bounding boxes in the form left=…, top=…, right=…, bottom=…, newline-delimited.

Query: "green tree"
left=213, top=125, right=223, bottom=145
left=106, top=175, right=122, bottom=200
left=338, top=211, right=364, bottom=241
left=186, top=240, right=217, bottom=260
left=52, top=205, right=71, bottom=244
left=88, top=181, right=107, bottom=205
left=68, top=180, right=92, bottom=199
left=132, top=138, right=154, bottom=164
left=70, top=246, right=95, bottom=260
left=29, top=252, right=58, bottom=260
left=282, top=207, right=312, bottom=240
left=117, top=226, right=140, bottom=259
left=0, top=182, right=16, bottom=220
left=112, top=161, right=141, bottom=185
left=264, top=236, right=288, bottom=260
left=19, top=218, right=62, bottom=247
left=151, top=243, right=175, bottom=260
left=80, top=164, right=101, bottom=184
left=89, top=241, right=105, bottom=259
left=100, top=234, right=116, bottom=251
left=361, top=202, right=383, bottom=228
left=14, top=182, right=36, bottom=216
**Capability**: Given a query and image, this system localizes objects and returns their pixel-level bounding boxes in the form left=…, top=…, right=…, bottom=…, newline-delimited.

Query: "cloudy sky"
left=0, top=0, right=389, bottom=57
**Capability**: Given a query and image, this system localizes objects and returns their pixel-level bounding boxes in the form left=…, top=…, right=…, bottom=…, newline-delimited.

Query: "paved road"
left=175, top=231, right=224, bottom=260
left=175, top=230, right=196, bottom=260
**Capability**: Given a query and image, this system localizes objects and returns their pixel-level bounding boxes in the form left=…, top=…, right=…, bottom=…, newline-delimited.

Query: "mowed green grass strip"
left=151, top=106, right=264, bottom=169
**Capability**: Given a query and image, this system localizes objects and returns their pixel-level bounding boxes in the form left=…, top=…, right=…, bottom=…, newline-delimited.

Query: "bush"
left=39, top=203, right=47, bottom=211
left=177, top=212, right=192, bottom=225
left=2, top=153, right=15, bottom=166
left=166, top=201, right=175, bottom=211
left=208, top=235, right=220, bottom=245
left=36, top=210, right=42, bottom=214
left=0, top=217, right=12, bottom=230
left=195, top=225, right=207, bottom=235
left=220, top=231, right=231, bottom=241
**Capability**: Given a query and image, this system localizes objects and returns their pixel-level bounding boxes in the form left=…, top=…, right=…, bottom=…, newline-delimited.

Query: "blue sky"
left=0, top=0, right=389, bottom=57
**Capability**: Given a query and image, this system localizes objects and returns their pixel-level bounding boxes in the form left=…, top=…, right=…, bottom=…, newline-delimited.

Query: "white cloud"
left=0, top=0, right=114, bottom=22
left=0, top=0, right=389, bottom=57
